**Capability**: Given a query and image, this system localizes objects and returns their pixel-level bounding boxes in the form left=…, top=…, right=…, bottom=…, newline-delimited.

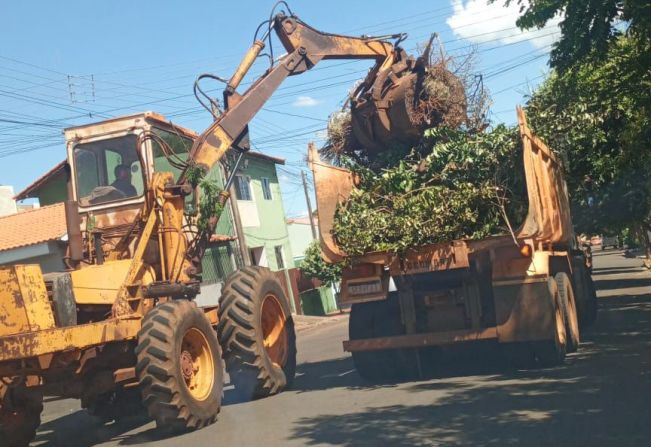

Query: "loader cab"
left=64, top=112, right=197, bottom=264
left=72, top=134, right=145, bottom=207
left=66, top=112, right=196, bottom=207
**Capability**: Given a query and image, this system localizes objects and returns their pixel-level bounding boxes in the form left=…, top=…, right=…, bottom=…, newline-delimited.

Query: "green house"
left=232, top=152, right=295, bottom=272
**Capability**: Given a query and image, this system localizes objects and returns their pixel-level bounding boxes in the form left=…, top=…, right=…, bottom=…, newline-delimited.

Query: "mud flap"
left=493, top=277, right=556, bottom=343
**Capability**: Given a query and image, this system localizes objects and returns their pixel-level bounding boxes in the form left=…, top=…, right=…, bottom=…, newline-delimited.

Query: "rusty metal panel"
left=308, top=144, right=354, bottom=263
left=340, top=276, right=389, bottom=305
left=343, top=327, right=498, bottom=352
left=14, top=265, right=56, bottom=332
left=0, top=317, right=142, bottom=362
left=515, top=107, right=573, bottom=245
left=113, top=367, right=136, bottom=384
left=389, top=241, right=470, bottom=276
left=0, top=267, right=31, bottom=336
left=492, top=277, right=556, bottom=342
left=202, top=306, right=219, bottom=326
left=70, top=260, right=132, bottom=305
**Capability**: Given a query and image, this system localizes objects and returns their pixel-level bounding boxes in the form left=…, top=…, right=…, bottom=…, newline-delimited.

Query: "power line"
left=0, top=8, right=558, bottom=159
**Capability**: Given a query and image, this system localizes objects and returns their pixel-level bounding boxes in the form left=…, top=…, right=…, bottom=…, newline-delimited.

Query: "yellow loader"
left=0, top=4, right=435, bottom=445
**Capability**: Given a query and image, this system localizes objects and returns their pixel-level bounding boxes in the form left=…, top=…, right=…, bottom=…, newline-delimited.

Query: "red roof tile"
left=0, top=203, right=66, bottom=252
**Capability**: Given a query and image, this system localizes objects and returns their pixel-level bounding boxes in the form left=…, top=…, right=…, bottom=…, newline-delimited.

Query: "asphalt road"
left=32, top=249, right=651, bottom=446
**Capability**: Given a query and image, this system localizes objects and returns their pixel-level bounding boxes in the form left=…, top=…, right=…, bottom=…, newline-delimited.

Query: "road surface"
left=32, top=250, right=651, bottom=446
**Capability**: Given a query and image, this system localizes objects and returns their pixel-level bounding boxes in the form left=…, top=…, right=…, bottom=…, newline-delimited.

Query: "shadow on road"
left=591, top=249, right=625, bottom=258
left=593, top=277, right=651, bottom=291
left=34, top=259, right=651, bottom=446
left=289, top=276, right=651, bottom=446
left=33, top=385, right=264, bottom=447
left=33, top=411, right=158, bottom=447
left=592, top=267, right=645, bottom=276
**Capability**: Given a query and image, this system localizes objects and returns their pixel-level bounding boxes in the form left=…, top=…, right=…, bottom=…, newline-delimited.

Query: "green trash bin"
left=300, top=289, right=326, bottom=316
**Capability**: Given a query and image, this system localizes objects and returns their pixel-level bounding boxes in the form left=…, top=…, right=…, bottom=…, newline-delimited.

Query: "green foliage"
left=300, top=240, right=342, bottom=287
left=525, top=34, right=651, bottom=234
left=498, top=0, right=651, bottom=72
left=185, top=163, right=204, bottom=187
left=181, top=163, right=225, bottom=234
left=332, top=126, right=527, bottom=255
left=197, top=178, right=224, bottom=234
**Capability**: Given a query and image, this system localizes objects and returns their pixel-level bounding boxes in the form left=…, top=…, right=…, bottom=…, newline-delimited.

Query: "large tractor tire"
left=217, top=266, right=297, bottom=400
left=0, top=385, right=43, bottom=447
left=135, top=300, right=224, bottom=432
left=555, top=272, right=580, bottom=353
left=349, top=294, right=417, bottom=382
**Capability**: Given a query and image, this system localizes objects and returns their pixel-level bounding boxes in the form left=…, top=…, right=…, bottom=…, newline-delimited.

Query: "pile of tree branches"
left=331, top=125, right=528, bottom=255
left=322, top=48, right=490, bottom=166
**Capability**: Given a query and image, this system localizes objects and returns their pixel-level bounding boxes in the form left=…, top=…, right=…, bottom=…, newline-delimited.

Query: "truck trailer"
left=310, top=107, right=598, bottom=380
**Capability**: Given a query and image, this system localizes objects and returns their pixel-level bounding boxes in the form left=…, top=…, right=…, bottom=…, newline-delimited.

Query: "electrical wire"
left=0, top=7, right=560, bottom=160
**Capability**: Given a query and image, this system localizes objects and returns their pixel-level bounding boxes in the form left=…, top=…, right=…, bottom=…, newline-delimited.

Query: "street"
left=32, top=250, right=651, bottom=446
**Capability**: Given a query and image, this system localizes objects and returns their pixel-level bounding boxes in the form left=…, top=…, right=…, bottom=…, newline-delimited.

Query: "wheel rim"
left=261, top=293, right=288, bottom=368
left=180, top=328, right=214, bottom=401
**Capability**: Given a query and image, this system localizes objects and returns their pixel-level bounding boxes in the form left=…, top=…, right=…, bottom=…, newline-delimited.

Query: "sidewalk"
left=293, top=311, right=349, bottom=332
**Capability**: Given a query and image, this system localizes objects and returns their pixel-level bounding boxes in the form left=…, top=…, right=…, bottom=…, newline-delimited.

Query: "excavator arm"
left=110, top=6, right=426, bottom=310
left=158, top=9, right=420, bottom=286
left=187, top=13, right=399, bottom=173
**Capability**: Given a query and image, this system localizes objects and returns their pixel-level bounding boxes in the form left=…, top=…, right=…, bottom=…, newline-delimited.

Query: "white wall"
left=287, top=222, right=317, bottom=262
left=195, top=282, right=222, bottom=307
left=0, top=186, right=17, bottom=217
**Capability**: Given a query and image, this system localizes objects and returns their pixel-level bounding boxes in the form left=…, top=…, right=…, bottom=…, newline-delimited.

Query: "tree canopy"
left=525, top=34, right=651, bottom=237
left=499, top=0, right=651, bottom=71
left=300, top=241, right=342, bottom=288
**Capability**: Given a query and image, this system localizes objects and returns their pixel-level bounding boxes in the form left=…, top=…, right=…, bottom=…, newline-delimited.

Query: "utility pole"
left=301, top=167, right=317, bottom=240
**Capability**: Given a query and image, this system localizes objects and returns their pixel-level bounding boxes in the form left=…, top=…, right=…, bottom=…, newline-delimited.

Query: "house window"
left=235, top=175, right=252, bottom=201
left=261, top=177, right=273, bottom=200
left=274, top=245, right=285, bottom=269
left=249, top=246, right=267, bottom=267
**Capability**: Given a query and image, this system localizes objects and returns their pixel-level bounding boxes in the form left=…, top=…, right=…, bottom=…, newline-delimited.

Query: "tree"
left=498, top=0, right=651, bottom=72
left=502, top=0, right=651, bottom=260
left=300, top=241, right=342, bottom=288
left=525, top=34, right=651, bottom=258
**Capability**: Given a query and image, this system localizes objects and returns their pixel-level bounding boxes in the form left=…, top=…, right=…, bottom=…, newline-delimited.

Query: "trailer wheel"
left=136, top=300, right=223, bottom=431
left=534, top=279, right=567, bottom=367
left=555, top=272, right=580, bottom=353
left=573, top=264, right=598, bottom=328
left=349, top=295, right=416, bottom=381
left=583, top=275, right=598, bottom=326
left=217, top=266, right=297, bottom=400
left=0, top=386, right=43, bottom=447
left=349, top=301, right=389, bottom=381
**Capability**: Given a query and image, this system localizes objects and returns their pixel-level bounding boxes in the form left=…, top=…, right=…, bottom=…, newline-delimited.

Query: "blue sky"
left=0, top=0, right=558, bottom=216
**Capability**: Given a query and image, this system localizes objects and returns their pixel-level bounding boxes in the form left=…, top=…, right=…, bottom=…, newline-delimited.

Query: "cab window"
left=151, top=128, right=193, bottom=181
left=74, top=134, right=144, bottom=206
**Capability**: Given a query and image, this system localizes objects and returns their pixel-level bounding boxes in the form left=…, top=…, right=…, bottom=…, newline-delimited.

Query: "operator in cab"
left=111, top=164, right=137, bottom=197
